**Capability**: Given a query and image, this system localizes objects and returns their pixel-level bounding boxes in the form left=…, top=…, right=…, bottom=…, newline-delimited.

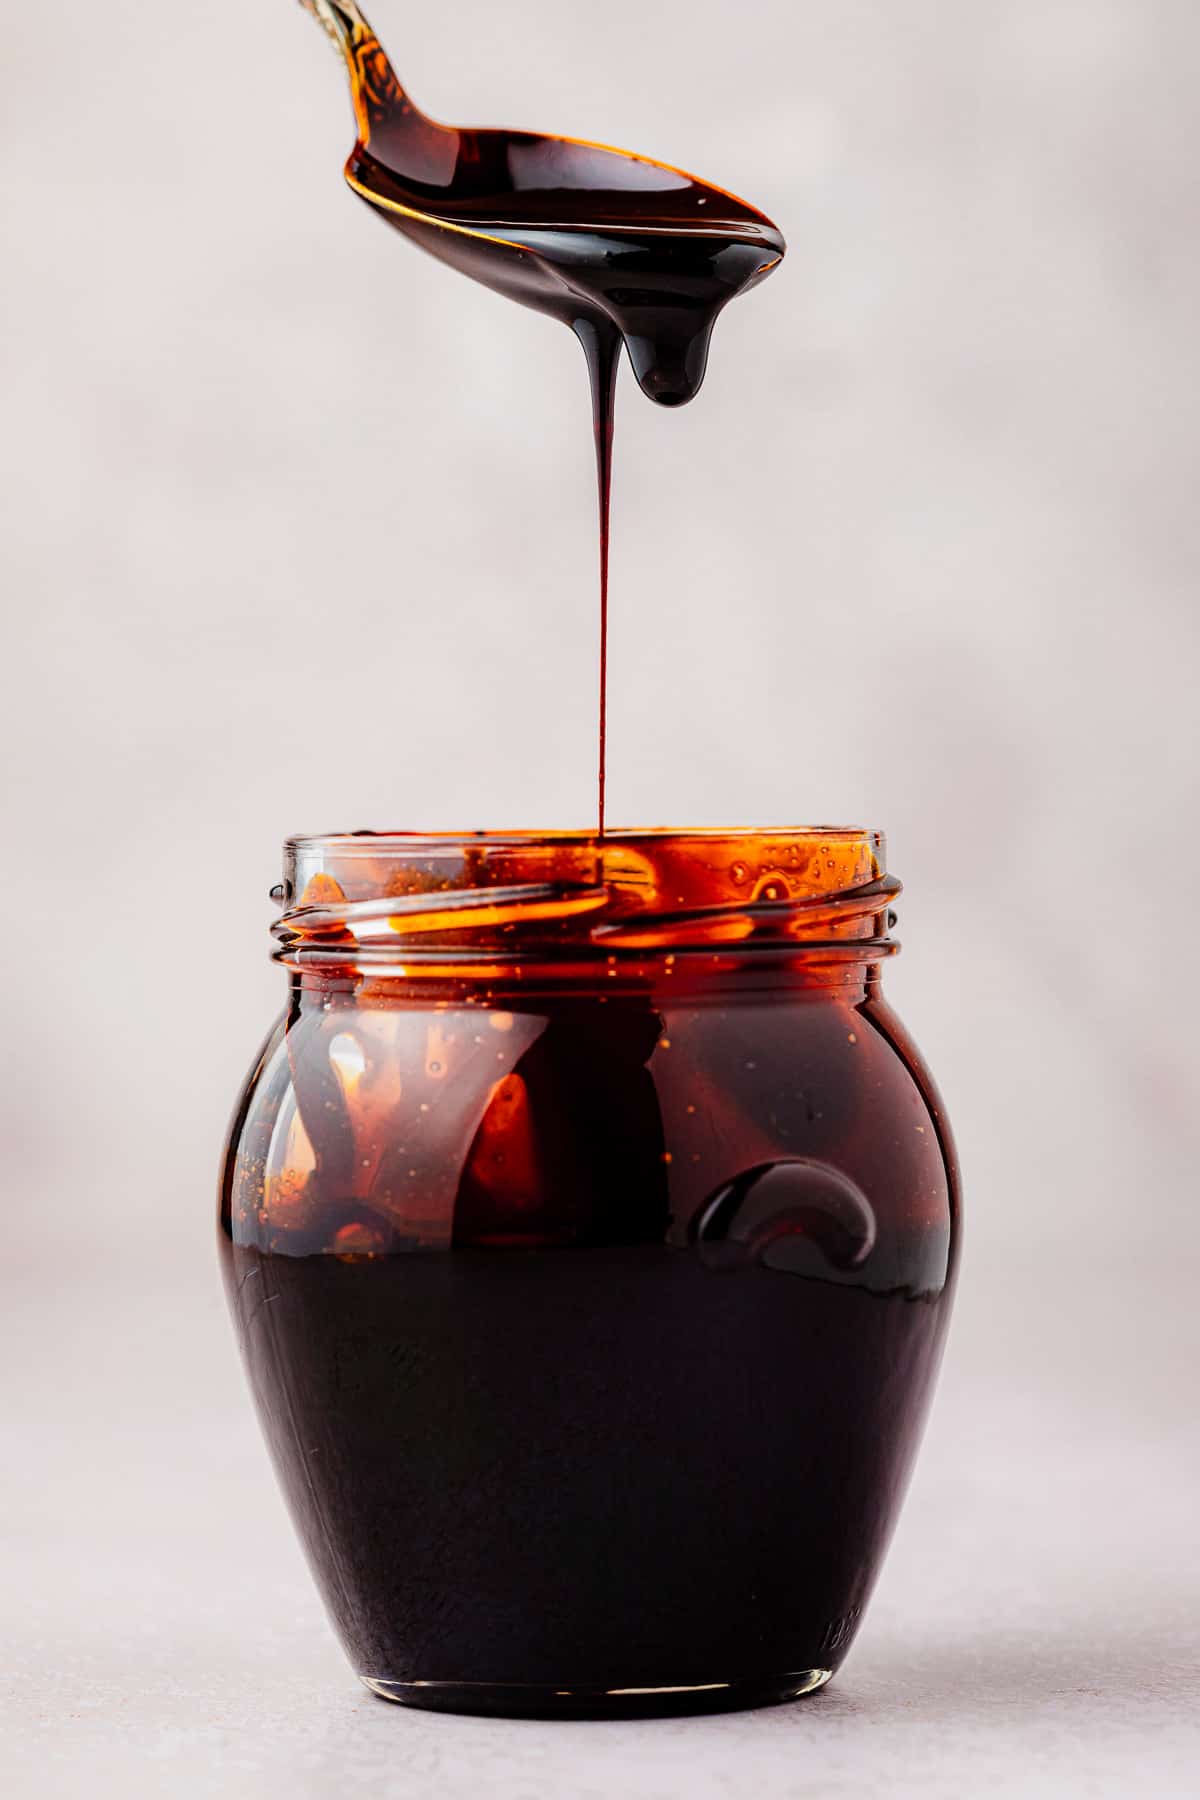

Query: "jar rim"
left=285, top=825, right=881, bottom=854
left=274, top=827, right=898, bottom=980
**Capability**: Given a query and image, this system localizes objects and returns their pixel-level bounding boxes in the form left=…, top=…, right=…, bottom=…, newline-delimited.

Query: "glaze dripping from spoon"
left=299, top=0, right=786, bottom=830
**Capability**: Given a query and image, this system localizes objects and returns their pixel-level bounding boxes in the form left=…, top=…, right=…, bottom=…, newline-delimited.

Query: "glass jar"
left=219, top=828, right=960, bottom=1717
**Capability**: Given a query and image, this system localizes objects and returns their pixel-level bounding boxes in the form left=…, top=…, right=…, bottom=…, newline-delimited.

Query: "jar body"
left=220, top=834, right=958, bottom=1719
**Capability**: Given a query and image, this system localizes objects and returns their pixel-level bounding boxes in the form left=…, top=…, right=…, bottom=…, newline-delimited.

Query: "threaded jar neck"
left=272, top=828, right=898, bottom=992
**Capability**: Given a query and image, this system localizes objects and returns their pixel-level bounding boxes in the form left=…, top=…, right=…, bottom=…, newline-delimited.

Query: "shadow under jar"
left=219, top=828, right=960, bottom=1718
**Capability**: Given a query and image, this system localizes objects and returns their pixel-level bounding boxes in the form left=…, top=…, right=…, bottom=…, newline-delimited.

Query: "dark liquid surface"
left=305, top=1, right=785, bottom=830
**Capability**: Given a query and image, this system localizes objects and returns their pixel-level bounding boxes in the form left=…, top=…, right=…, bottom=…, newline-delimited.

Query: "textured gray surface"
left=3, top=0, right=1199, bottom=1790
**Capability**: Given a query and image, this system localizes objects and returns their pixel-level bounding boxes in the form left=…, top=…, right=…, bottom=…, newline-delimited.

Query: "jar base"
left=360, top=1668, right=833, bottom=1719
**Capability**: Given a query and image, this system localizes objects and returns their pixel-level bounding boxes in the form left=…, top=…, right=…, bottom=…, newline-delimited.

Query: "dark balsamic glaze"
left=227, top=1238, right=947, bottom=1710
left=221, top=867, right=958, bottom=1714
left=302, top=0, right=785, bottom=829
left=224, top=1000, right=954, bottom=1709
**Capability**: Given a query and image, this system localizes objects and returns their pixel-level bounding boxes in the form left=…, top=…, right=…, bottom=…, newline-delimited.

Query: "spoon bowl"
left=300, top=0, right=786, bottom=403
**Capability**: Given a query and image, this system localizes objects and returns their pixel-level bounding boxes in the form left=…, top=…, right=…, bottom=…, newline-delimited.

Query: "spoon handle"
left=297, top=0, right=410, bottom=139
left=299, top=0, right=370, bottom=57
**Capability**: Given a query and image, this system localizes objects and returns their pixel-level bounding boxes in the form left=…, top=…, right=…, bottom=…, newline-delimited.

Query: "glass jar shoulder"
left=220, top=983, right=957, bottom=1295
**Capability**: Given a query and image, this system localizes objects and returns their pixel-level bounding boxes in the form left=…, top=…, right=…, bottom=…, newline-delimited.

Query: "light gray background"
left=2, top=1, right=1197, bottom=1793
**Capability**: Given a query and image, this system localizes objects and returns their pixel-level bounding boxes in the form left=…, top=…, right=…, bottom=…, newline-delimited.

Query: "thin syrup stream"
left=575, top=320, right=620, bottom=834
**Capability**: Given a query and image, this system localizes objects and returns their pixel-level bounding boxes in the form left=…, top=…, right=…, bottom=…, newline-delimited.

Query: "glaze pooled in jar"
left=220, top=828, right=959, bottom=1716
